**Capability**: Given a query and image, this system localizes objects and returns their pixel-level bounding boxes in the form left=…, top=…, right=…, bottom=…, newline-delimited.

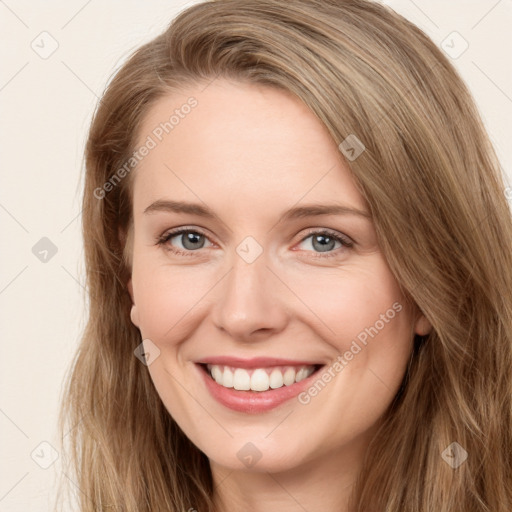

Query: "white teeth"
left=212, top=365, right=223, bottom=384
left=269, top=368, right=284, bottom=389
left=223, top=367, right=234, bottom=388
left=251, top=369, right=269, bottom=392
left=283, top=368, right=296, bottom=386
left=233, top=368, right=251, bottom=390
left=206, top=364, right=317, bottom=392
left=295, top=368, right=309, bottom=382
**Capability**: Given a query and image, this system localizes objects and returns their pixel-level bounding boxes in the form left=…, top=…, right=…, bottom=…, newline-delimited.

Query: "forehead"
left=131, top=79, right=367, bottom=215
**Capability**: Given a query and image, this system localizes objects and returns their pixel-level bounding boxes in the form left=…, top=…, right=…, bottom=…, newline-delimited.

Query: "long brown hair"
left=57, top=0, right=512, bottom=510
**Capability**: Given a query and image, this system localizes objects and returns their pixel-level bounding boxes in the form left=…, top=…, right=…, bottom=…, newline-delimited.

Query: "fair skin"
left=127, top=78, right=431, bottom=512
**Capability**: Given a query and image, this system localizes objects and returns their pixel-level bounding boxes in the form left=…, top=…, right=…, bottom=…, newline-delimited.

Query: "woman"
left=58, top=0, right=512, bottom=510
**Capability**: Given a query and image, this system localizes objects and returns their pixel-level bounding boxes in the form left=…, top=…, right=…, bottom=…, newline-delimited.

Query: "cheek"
left=131, top=257, right=220, bottom=341
left=290, top=257, right=411, bottom=345
left=290, top=259, right=414, bottom=400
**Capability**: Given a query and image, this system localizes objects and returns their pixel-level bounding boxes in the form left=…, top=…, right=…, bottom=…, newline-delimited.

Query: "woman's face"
left=127, top=78, right=430, bottom=475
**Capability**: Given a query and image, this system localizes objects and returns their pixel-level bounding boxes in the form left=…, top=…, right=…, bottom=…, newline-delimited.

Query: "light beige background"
left=0, top=0, right=511, bottom=510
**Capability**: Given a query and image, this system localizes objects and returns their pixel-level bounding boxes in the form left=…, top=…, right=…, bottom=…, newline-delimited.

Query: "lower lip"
left=196, top=363, right=322, bottom=414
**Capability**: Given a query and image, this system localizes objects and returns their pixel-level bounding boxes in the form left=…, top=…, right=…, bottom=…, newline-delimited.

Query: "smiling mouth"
left=198, top=363, right=324, bottom=392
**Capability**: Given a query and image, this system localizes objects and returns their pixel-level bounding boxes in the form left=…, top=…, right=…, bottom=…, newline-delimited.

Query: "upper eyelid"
left=162, top=226, right=214, bottom=244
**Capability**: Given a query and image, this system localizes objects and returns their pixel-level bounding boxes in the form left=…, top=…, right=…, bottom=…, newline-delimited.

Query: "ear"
left=414, top=312, right=432, bottom=336
left=127, top=278, right=140, bottom=328
left=127, top=277, right=134, bottom=302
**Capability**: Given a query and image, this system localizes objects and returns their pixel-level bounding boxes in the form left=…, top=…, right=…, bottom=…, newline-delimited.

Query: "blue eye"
left=297, top=230, right=353, bottom=255
left=156, top=227, right=353, bottom=258
left=157, top=228, right=212, bottom=256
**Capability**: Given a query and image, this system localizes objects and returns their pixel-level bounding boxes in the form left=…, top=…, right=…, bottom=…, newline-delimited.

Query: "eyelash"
left=156, top=226, right=354, bottom=259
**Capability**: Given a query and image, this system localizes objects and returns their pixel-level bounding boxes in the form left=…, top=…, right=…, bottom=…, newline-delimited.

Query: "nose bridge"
left=211, top=239, right=287, bottom=339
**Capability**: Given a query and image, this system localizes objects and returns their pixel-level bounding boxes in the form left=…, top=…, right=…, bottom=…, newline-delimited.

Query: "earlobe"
left=414, top=314, right=432, bottom=336
left=130, top=304, right=140, bottom=328
left=127, top=278, right=140, bottom=327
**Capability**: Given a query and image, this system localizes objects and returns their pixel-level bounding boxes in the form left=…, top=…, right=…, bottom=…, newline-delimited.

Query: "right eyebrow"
left=144, top=199, right=216, bottom=218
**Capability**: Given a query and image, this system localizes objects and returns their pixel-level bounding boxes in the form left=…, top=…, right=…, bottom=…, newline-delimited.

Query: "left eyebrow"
left=280, top=204, right=371, bottom=221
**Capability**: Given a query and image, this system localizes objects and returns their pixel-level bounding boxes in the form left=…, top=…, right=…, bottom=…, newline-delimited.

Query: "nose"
left=210, top=248, right=289, bottom=342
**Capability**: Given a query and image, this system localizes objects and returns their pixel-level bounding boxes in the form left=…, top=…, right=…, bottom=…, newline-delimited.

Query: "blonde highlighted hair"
left=58, top=0, right=512, bottom=510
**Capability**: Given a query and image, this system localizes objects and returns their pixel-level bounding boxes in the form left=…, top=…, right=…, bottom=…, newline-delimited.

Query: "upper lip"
left=196, top=356, right=323, bottom=369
